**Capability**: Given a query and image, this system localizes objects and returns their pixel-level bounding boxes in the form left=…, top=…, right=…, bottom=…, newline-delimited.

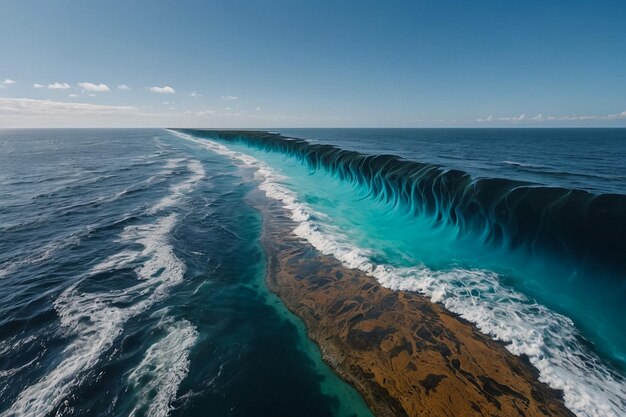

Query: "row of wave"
left=172, top=130, right=626, bottom=417
left=175, top=129, right=626, bottom=275
left=3, top=156, right=203, bottom=417
left=0, top=153, right=190, bottom=281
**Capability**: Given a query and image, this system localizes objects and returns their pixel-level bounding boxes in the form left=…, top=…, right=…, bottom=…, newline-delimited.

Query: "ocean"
left=0, top=128, right=624, bottom=417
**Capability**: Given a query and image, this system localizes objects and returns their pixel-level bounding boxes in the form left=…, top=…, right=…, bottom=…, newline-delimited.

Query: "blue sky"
left=1, top=0, right=625, bottom=127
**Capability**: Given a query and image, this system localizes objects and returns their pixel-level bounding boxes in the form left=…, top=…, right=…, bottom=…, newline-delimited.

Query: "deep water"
left=174, top=128, right=626, bottom=417
left=0, top=129, right=373, bottom=417
left=1, top=127, right=625, bottom=417
left=276, top=128, right=626, bottom=195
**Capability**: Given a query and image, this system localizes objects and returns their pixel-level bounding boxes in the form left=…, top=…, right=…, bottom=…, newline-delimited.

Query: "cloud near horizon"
left=0, top=97, right=181, bottom=128
left=149, top=86, right=176, bottom=94
left=1, top=79, right=17, bottom=88
left=0, top=97, right=136, bottom=115
left=0, top=97, right=337, bottom=128
left=117, top=84, right=131, bottom=90
left=2, top=95, right=625, bottom=128
left=48, top=82, right=71, bottom=89
left=78, top=82, right=110, bottom=92
left=476, top=111, right=626, bottom=123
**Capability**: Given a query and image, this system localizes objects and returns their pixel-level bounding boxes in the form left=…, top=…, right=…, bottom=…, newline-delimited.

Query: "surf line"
left=171, top=130, right=626, bottom=417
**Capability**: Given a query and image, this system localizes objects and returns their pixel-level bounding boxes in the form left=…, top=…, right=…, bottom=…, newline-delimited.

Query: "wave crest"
left=175, top=129, right=626, bottom=275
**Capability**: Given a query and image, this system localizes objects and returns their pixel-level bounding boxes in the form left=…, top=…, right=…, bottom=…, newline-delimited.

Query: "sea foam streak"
left=0, top=157, right=188, bottom=281
left=149, top=159, right=205, bottom=214
left=128, top=319, right=198, bottom=417
left=3, top=159, right=204, bottom=417
left=172, top=130, right=626, bottom=417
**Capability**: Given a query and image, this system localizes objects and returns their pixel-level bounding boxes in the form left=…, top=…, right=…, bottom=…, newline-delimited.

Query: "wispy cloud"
left=78, top=82, right=110, bottom=92
left=48, top=82, right=71, bottom=90
left=1, top=79, right=16, bottom=88
left=33, top=83, right=45, bottom=89
left=476, top=111, right=626, bottom=123
left=68, top=93, right=79, bottom=98
left=221, top=95, right=238, bottom=100
left=0, top=98, right=136, bottom=115
left=188, top=91, right=201, bottom=97
left=476, top=113, right=528, bottom=122
left=149, top=86, right=176, bottom=94
left=195, top=109, right=216, bottom=116
left=117, top=84, right=131, bottom=91
left=0, top=97, right=351, bottom=128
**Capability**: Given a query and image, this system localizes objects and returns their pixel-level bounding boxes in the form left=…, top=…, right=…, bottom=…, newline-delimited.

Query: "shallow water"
left=174, top=128, right=626, bottom=417
left=2, top=127, right=625, bottom=417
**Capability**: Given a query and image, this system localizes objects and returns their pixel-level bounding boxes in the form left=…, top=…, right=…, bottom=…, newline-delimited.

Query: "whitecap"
left=148, top=159, right=205, bottom=215
left=172, top=130, right=626, bottom=417
left=127, top=319, right=197, bottom=417
left=3, top=214, right=185, bottom=417
left=3, top=156, right=204, bottom=417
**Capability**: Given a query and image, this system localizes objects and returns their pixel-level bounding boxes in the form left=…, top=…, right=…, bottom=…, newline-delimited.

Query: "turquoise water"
left=244, top=148, right=626, bottom=365
left=0, top=129, right=373, bottom=417
left=2, top=127, right=624, bottom=417
left=174, top=129, right=626, bottom=417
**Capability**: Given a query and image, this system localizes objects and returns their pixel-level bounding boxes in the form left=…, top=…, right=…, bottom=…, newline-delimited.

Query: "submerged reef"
left=255, top=193, right=574, bottom=417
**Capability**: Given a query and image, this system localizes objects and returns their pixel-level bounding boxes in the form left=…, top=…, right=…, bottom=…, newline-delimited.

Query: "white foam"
left=163, top=157, right=186, bottom=170
left=3, top=157, right=204, bottom=417
left=0, top=156, right=198, bottom=281
left=0, top=357, right=38, bottom=399
left=0, top=335, right=37, bottom=358
left=0, top=357, right=37, bottom=380
left=128, top=319, right=197, bottom=417
left=149, top=159, right=205, bottom=214
left=172, top=130, right=626, bottom=417
left=0, top=230, right=85, bottom=279
left=4, top=215, right=185, bottom=417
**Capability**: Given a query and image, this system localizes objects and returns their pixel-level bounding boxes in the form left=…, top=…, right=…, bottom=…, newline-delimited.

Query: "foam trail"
left=172, top=130, right=626, bottom=417
left=128, top=319, right=197, bottom=417
left=3, top=215, right=184, bottom=417
left=149, top=160, right=205, bottom=214
left=3, top=158, right=204, bottom=417
left=164, top=158, right=186, bottom=170
left=0, top=157, right=198, bottom=281
left=0, top=335, right=37, bottom=358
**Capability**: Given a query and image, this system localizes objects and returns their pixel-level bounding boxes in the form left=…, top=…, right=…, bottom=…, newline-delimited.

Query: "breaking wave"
left=3, top=158, right=204, bottom=417
left=175, top=129, right=626, bottom=275
left=172, top=130, right=626, bottom=417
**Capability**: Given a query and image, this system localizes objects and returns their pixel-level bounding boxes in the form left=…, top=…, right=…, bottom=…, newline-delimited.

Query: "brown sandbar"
left=253, top=194, right=573, bottom=417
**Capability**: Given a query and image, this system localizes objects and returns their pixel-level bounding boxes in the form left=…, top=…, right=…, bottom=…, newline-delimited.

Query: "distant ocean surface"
left=1, top=128, right=625, bottom=417
left=276, top=128, right=626, bottom=195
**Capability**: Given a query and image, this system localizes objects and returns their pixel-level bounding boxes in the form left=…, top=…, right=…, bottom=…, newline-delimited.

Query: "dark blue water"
left=1, top=128, right=625, bottom=417
left=175, top=128, right=626, bottom=417
left=277, top=128, right=626, bottom=195
left=0, top=129, right=372, bottom=417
